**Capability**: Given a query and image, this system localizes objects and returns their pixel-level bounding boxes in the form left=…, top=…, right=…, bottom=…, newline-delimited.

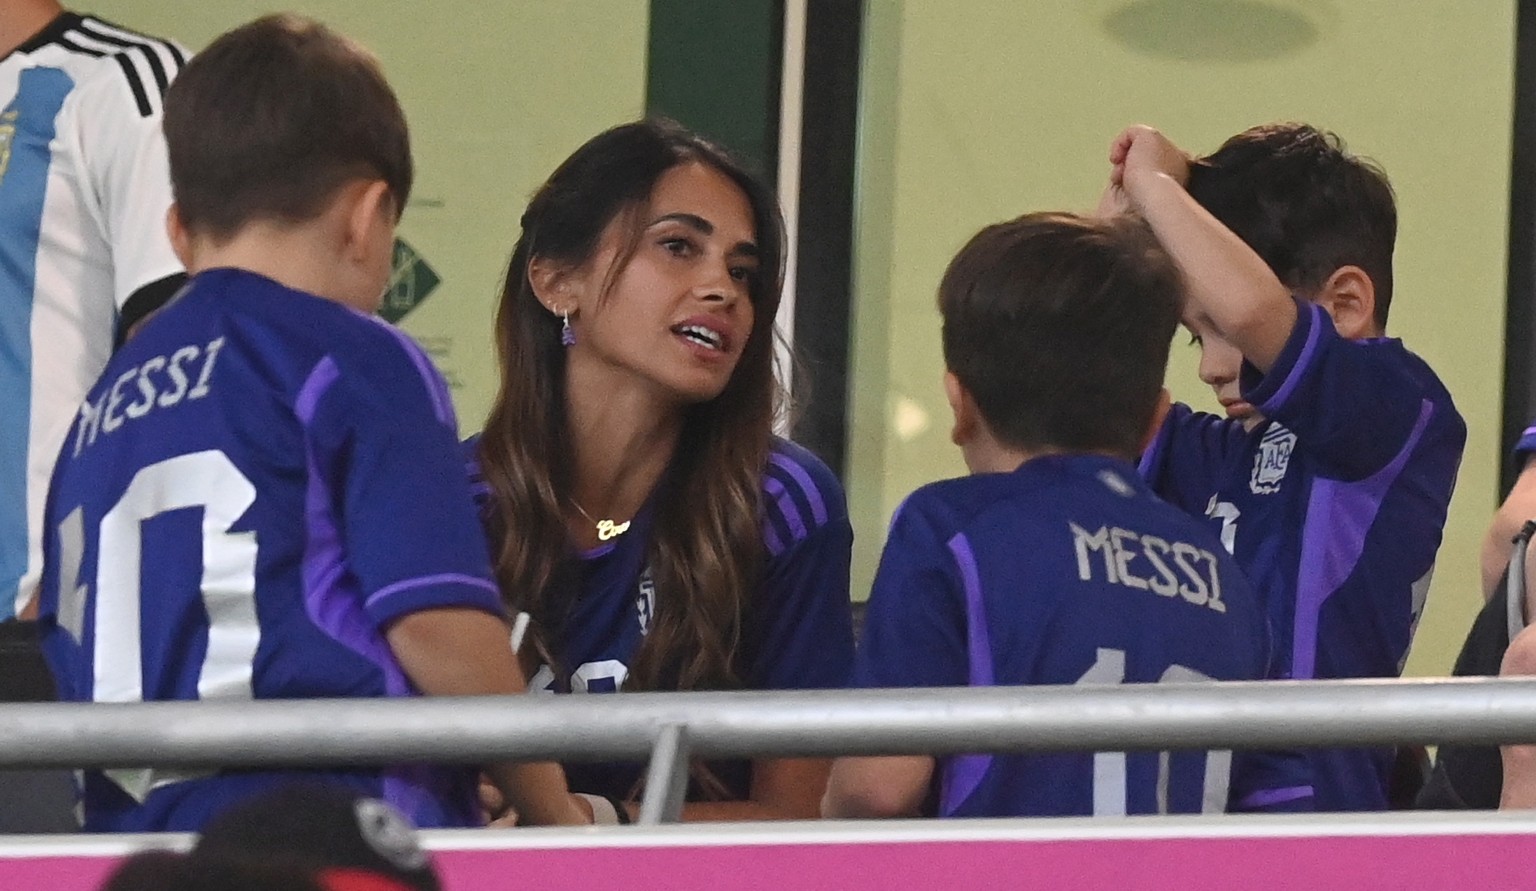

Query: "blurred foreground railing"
left=4, top=677, right=1536, bottom=823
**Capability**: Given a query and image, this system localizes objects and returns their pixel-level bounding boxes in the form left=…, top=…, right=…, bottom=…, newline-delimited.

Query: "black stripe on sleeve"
left=76, top=21, right=174, bottom=93
left=111, top=53, right=152, bottom=117
left=54, top=34, right=104, bottom=57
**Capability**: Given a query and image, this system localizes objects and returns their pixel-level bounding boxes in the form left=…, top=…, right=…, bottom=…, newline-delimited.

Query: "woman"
left=472, top=119, right=854, bottom=821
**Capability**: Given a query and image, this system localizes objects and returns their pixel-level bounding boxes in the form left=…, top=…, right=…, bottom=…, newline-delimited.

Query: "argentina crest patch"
left=1250, top=423, right=1296, bottom=495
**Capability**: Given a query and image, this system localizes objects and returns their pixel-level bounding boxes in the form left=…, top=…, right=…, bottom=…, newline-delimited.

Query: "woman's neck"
left=563, top=358, right=683, bottom=544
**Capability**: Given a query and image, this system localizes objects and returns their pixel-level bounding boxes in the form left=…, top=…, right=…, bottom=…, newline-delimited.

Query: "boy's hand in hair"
left=1107, top=124, right=1294, bottom=371
left=1109, top=125, right=1191, bottom=207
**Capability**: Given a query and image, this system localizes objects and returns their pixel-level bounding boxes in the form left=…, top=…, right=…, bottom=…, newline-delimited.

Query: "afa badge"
left=0, top=110, right=17, bottom=186
left=1250, top=424, right=1296, bottom=495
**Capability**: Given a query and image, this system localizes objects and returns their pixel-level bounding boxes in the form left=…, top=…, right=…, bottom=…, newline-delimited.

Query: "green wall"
left=88, top=0, right=651, bottom=432
left=848, top=0, right=1514, bottom=677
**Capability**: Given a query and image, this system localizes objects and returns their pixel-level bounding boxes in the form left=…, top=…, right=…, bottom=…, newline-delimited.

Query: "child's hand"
left=1108, top=126, right=1190, bottom=207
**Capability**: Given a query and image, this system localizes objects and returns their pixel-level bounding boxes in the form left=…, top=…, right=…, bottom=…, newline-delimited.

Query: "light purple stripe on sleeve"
left=1237, top=785, right=1313, bottom=810
left=769, top=451, right=829, bottom=525
left=294, top=356, right=340, bottom=425
left=1138, top=411, right=1173, bottom=479
left=1291, top=399, right=1434, bottom=679
left=763, top=520, right=786, bottom=557
left=1258, top=302, right=1325, bottom=416
left=940, top=533, right=993, bottom=816
left=369, top=316, right=455, bottom=428
left=365, top=573, right=500, bottom=610
left=764, top=475, right=809, bottom=542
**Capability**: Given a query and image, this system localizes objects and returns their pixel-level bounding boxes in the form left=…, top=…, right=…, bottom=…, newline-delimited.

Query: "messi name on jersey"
left=1070, top=522, right=1226, bottom=613
left=72, top=337, right=225, bottom=457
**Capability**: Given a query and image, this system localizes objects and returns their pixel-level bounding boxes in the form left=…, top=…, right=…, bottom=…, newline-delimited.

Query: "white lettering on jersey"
left=1250, top=424, right=1296, bottom=495
left=636, top=567, right=656, bottom=636
left=1071, top=522, right=1226, bottom=613
left=1075, top=647, right=1231, bottom=815
left=73, top=337, right=225, bottom=456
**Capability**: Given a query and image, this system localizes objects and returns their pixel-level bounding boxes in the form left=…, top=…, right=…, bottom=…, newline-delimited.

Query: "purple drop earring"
left=561, top=309, right=576, bottom=346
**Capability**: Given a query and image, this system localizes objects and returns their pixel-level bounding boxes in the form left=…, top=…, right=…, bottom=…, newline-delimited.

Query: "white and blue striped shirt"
left=0, top=13, right=184, bottom=618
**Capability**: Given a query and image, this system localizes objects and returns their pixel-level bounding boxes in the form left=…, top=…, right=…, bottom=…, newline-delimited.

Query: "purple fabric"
left=770, top=451, right=829, bottom=525
left=1257, top=302, right=1325, bottom=417
left=940, top=533, right=993, bottom=816
left=1138, top=412, right=1172, bottom=478
left=295, top=362, right=409, bottom=700
left=765, top=475, right=808, bottom=542
left=367, top=315, right=454, bottom=428
left=364, top=573, right=499, bottom=611
left=763, top=520, right=785, bottom=558
left=1517, top=425, right=1536, bottom=458
left=1236, top=785, right=1314, bottom=810
left=1290, top=399, right=1434, bottom=679
left=296, top=359, right=426, bottom=819
left=294, top=356, right=339, bottom=425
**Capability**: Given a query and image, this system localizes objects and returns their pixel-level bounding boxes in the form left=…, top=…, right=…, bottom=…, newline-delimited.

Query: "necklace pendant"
left=596, top=519, right=631, bottom=541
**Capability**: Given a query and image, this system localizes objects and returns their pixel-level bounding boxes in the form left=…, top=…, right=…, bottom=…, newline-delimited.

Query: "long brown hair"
left=477, top=119, right=787, bottom=692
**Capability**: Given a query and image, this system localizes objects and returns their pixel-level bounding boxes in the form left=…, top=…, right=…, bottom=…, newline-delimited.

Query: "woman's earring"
left=561, top=308, right=576, bottom=346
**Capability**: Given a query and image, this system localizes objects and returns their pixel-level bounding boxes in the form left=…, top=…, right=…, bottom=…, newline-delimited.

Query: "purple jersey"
left=1516, top=423, right=1536, bottom=460
left=1140, top=299, right=1465, bottom=811
left=37, top=269, right=504, bottom=831
left=855, top=454, right=1311, bottom=817
left=468, top=437, right=854, bottom=802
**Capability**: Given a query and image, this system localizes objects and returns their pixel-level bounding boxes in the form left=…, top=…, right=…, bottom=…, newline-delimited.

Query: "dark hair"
left=477, top=119, right=786, bottom=693
left=1186, top=122, right=1397, bottom=327
left=99, top=851, right=325, bottom=891
left=163, top=13, right=412, bottom=239
left=939, top=212, right=1183, bottom=459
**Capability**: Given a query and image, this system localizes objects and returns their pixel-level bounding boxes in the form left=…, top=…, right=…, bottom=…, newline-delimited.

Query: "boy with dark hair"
left=36, top=14, right=584, bottom=831
left=824, top=212, right=1311, bottom=818
left=1113, top=124, right=1466, bottom=812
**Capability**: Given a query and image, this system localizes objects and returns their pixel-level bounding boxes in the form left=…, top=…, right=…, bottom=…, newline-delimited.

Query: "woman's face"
left=560, top=161, right=762, bottom=406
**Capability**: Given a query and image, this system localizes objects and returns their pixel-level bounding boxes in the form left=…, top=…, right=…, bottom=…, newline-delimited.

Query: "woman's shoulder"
left=761, top=437, right=849, bottom=555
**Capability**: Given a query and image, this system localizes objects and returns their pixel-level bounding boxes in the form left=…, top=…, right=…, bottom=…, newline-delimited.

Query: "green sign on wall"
left=380, top=238, right=441, bottom=324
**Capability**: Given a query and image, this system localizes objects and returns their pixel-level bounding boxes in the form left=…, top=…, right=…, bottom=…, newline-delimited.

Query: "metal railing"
left=5, top=677, right=1536, bottom=823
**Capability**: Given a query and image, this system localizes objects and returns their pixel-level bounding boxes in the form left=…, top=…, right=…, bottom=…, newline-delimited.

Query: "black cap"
left=194, top=784, right=441, bottom=891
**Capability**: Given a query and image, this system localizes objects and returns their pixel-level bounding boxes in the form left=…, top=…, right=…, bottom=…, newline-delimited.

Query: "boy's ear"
left=1314, top=265, right=1378, bottom=339
left=166, top=204, right=195, bottom=271
left=1140, top=387, right=1172, bottom=455
left=344, top=180, right=393, bottom=258
left=943, top=371, right=978, bottom=447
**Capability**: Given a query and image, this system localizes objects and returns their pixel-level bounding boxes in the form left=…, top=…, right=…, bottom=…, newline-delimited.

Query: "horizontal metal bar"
left=1, top=677, right=1536, bottom=770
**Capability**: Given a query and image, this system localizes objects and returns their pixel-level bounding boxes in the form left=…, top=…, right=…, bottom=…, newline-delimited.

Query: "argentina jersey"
left=855, top=454, right=1311, bottom=817
left=37, top=269, right=503, bottom=831
left=0, top=14, right=185, bottom=617
left=1140, top=299, right=1465, bottom=810
left=466, top=436, right=854, bottom=802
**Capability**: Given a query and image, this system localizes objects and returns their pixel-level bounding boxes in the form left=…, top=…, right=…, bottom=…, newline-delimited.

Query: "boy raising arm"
left=1111, top=124, right=1465, bottom=811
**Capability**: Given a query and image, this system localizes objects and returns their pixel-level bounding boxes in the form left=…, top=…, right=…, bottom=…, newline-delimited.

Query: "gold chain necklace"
left=570, top=499, right=631, bottom=542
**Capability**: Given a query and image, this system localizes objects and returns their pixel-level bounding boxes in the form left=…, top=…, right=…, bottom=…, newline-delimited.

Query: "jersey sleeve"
left=852, top=492, right=969, bottom=690
left=67, top=52, right=184, bottom=309
left=745, top=441, right=855, bottom=690
left=1138, top=403, right=1239, bottom=514
left=1516, top=422, right=1536, bottom=460
left=301, top=325, right=502, bottom=628
left=1228, top=750, right=1315, bottom=813
left=1239, top=299, right=1434, bottom=481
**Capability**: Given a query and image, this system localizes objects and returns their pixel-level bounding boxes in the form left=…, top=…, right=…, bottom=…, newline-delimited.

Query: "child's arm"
left=823, top=757, right=933, bottom=818
left=1109, top=125, right=1297, bottom=372
left=386, top=607, right=589, bottom=826
left=1484, top=456, right=1536, bottom=601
